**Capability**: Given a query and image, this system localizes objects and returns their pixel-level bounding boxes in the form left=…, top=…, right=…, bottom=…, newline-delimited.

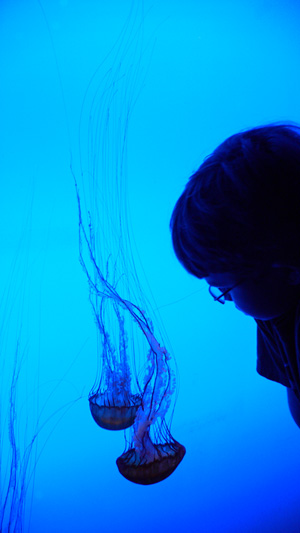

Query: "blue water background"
left=1, top=0, right=300, bottom=531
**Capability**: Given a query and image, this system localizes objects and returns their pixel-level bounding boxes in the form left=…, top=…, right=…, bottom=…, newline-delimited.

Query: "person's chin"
left=234, top=304, right=253, bottom=317
left=235, top=304, right=247, bottom=314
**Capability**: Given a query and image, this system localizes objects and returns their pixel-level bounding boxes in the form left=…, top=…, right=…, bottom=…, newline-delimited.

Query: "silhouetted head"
left=170, top=122, right=300, bottom=319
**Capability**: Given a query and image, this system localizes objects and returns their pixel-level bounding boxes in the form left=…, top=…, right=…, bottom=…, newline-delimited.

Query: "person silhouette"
left=170, top=122, right=300, bottom=428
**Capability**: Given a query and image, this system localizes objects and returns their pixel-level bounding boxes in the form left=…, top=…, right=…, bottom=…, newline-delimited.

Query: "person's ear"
left=272, top=263, right=300, bottom=284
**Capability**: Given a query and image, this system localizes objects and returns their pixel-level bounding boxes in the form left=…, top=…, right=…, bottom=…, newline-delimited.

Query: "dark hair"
left=170, top=122, right=300, bottom=279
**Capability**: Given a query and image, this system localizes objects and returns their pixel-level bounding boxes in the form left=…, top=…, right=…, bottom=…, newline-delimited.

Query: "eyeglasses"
left=208, top=280, right=243, bottom=304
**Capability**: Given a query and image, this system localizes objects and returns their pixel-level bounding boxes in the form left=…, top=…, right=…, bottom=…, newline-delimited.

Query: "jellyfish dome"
left=89, top=391, right=141, bottom=431
left=116, top=435, right=186, bottom=485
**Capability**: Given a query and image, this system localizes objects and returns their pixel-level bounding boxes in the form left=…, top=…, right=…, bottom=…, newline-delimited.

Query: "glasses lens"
left=209, top=287, right=226, bottom=303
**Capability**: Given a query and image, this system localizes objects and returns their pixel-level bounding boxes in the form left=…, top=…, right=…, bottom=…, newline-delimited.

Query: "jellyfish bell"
left=89, top=391, right=142, bottom=430
left=116, top=433, right=186, bottom=485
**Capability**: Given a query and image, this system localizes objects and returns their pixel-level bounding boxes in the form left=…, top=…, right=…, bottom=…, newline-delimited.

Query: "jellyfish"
left=88, top=295, right=142, bottom=431
left=116, top=310, right=186, bottom=485
left=73, top=177, right=144, bottom=432
left=72, top=0, right=151, bottom=433
left=72, top=0, right=185, bottom=483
